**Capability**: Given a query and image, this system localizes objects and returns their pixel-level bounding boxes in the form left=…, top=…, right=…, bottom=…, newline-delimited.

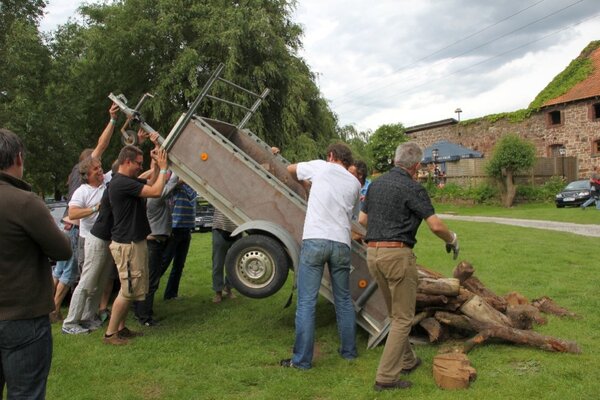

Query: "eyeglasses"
left=131, top=159, right=143, bottom=167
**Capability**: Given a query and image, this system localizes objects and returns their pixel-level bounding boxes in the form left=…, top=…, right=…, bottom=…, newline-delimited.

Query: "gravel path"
left=438, top=214, right=600, bottom=237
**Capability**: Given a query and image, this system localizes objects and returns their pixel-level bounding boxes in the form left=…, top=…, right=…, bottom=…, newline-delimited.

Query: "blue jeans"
left=0, top=316, right=52, bottom=400
left=162, top=228, right=192, bottom=299
left=52, top=226, right=79, bottom=286
left=292, top=239, right=357, bottom=369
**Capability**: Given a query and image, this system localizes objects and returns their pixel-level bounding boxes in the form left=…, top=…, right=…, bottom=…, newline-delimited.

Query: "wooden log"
left=418, top=277, right=461, bottom=296
left=532, top=296, right=578, bottom=318
left=419, top=317, right=445, bottom=342
left=459, top=295, right=512, bottom=327
left=433, top=352, right=477, bottom=390
left=463, top=321, right=581, bottom=354
left=505, top=291, right=529, bottom=306
left=434, top=311, right=475, bottom=332
left=412, top=310, right=432, bottom=327
left=461, top=276, right=507, bottom=312
left=452, top=261, right=474, bottom=283
left=506, top=304, right=547, bottom=329
left=416, top=293, right=449, bottom=308
left=417, top=265, right=445, bottom=279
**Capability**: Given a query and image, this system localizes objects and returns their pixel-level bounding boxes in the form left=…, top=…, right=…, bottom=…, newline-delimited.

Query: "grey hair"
left=0, top=128, right=25, bottom=170
left=394, top=142, right=423, bottom=169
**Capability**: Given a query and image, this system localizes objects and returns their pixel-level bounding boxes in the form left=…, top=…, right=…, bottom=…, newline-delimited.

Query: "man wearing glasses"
left=103, top=143, right=169, bottom=345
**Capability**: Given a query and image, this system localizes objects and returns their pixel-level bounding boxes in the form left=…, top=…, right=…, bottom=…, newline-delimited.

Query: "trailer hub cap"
left=237, top=250, right=274, bottom=287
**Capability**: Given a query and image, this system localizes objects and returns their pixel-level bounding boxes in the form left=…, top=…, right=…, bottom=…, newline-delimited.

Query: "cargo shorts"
left=109, top=240, right=149, bottom=301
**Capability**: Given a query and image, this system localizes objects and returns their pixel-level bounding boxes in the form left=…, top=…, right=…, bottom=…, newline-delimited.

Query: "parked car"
left=194, top=201, right=214, bottom=232
left=46, top=200, right=68, bottom=228
left=555, top=180, right=592, bottom=208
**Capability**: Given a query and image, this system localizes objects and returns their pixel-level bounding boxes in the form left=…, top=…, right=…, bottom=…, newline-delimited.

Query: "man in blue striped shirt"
left=162, top=182, right=197, bottom=300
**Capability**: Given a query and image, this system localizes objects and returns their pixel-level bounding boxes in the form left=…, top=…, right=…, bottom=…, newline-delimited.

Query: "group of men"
left=1, top=106, right=459, bottom=396
left=280, top=141, right=459, bottom=392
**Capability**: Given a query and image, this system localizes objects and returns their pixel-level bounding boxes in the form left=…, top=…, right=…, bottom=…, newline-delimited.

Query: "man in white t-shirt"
left=280, top=143, right=360, bottom=370
left=62, top=156, right=109, bottom=334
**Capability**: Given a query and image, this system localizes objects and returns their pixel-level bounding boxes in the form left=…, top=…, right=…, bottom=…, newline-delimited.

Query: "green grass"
left=435, top=202, right=600, bottom=225
left=48, top=207, right=599, bottom=399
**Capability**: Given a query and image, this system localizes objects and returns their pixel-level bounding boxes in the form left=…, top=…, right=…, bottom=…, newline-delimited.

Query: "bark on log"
left=419, top=317, right=445, bottom=342
left=434, top=311, right=475, bottom=332
left=505, top=291, right=529, bottom=306
left=416, top=293, right=449, bottom=308
left=418, top=278, right=461, bottom=296
left=532, top=296, right=578, bottom=318
left=412, top=310, right=432, bottom=327
left=459, top=295, right=512, bottom=327
left=452, top=261, right=475, bottom=283
left=506, top=304, right=547, bottom=329
left=417, top=265, right=446, bottom=279
left=462, top=276, right=507, bottom=312
left=464, top=321, right=581, bottom=354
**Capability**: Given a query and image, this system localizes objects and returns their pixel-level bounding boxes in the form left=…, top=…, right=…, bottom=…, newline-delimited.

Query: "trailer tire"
left=225, top=234, right=289, bottom=299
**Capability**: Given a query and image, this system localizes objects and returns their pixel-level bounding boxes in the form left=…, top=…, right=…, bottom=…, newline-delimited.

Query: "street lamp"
left=455, top=108, right=462, bottom=122
left=432, top=148, right=439, bottom=163
left=559, top=147, right=566, bottom=179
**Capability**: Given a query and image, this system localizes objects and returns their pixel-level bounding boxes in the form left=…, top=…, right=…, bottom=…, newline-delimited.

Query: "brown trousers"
left=367, top=247, right=419, bottom=383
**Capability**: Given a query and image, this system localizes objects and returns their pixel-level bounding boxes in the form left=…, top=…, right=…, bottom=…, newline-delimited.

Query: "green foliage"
left=484, top=108, right=533, bottom=124
left=529, top=40, right=599, bottom=109
left=515, top=176, right=567, bottom=203
left=485, top=134, right=536, bottom=178
left=427, top=181, right=500, bottom=204
left=366, top=123, right=407, bottom=173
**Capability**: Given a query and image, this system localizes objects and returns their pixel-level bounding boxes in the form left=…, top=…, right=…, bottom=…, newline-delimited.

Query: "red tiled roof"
left=544, top=47, right=600, bottom=107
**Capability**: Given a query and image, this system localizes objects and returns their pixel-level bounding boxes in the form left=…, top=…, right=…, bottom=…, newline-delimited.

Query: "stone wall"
left=406, top=99, right=600, bottom=178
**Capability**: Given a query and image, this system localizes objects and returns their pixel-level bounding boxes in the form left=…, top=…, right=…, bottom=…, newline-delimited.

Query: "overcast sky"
left=40, top=0, right=600, bottom=131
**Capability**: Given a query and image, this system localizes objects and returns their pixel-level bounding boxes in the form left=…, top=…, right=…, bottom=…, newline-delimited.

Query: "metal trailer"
left=109, top=64, right=390, bottom=348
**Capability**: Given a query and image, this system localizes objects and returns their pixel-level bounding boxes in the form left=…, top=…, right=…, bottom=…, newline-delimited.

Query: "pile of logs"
left=413, top=261, right=580, bottom=353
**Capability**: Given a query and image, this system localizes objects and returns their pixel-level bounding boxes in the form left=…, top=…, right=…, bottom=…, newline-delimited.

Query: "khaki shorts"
left=109, top=240, right=149, bottom=301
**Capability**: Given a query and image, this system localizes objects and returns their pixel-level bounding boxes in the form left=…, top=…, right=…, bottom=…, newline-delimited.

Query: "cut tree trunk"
left=418, top=278, right=461, bottom=296
left=416, top=293, right=449, bottom=308
left=506, top=304, right=547, bottom=329
left=419, top=317, right=445, bottom=342
left=464, top=320, right=581, bottom=354
left=453, top=261, right=475, bottom=283
left=433, top=352, right=477, bottom=390
left=459, top=295, right=512, bottom=327
left=532, top=296, right=578, bottom=318
left=434, top=311, right=475, bottom=332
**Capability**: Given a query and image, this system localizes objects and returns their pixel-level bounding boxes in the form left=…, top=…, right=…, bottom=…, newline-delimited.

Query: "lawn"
left=47, top=205, right=599, bottom=399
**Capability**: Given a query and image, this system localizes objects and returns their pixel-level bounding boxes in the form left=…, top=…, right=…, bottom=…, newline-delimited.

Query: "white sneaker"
left=61, top=325, right=90, bottom=335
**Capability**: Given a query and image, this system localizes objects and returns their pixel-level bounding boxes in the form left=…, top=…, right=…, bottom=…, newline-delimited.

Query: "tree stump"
left=433, top=352, right=477, bottom=390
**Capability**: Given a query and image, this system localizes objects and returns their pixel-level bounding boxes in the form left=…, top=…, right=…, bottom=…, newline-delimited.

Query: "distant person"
left=103, top=142, right=168, bottom=345
left=581, top=166, right=600, bottom=210
left=0, top=128, right=72, bottom=398
left=359, top=142, right=459, bottom=391
left=211, top=209, right=240, bottom=303
left=162, top=182, right=197, bottom=300
left=280, top=143, right=360, bottom=370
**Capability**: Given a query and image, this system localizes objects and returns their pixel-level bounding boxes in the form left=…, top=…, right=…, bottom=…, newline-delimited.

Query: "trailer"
left=109, top=64, right=391, bottom=348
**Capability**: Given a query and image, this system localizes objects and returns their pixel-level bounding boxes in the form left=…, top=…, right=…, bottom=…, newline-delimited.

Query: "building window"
left=592, top=103, right=600, bottom=120
left=548, top=110, right=562, bottom=126
left=593, top=139, right=600, bottom=155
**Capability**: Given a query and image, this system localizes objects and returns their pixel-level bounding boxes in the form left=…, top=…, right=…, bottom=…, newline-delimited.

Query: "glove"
left=445, top=232, right=459, bottom=260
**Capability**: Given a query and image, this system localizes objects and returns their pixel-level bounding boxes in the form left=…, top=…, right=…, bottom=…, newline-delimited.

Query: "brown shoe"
left=103, top=333, right=129, bottom=345
left=117, top=327, right=144, bottom=338
left=223, top=288, right=237, bottom=299
left=374, top=380, right=412, bottom=391
left=212, top=293, right=222, bottom=303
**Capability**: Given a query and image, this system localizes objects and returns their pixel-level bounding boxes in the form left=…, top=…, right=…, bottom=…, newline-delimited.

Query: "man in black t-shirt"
left=103, top=143, right=169, bottom=345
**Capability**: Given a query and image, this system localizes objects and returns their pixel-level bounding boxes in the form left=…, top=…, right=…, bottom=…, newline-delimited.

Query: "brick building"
left=406, top=42, right=600, bottom=179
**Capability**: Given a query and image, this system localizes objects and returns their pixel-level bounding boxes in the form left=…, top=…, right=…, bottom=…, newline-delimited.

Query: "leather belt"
left=367, top=241, right=411, bottom=248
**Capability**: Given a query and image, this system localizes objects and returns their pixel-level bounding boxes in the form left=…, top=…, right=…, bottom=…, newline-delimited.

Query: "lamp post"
left=432, top=148, right=439, bottom=185
left=455, top=108, right=462, bottom=122
left=559, top=147, right=566, bottom=179
left=432, top=148, right=439, bottom=163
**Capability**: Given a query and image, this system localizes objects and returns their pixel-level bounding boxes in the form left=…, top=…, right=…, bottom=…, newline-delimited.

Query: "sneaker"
left=400, top=357, right=422, bottom=375
left=81, top=318, right=103, bottom=331
left=142, top=318, right=159, bottom=327
left=103, top=333, right=129, bottom=345
left=61, top=325, right=90, bottom=335
left=279, top=359, right=298, bottom=369
left=118, top=326, right=144, bottom=338
left=374, top=380, right=412, bottom=391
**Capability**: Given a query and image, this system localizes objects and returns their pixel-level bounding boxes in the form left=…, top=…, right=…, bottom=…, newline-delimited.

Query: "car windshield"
left=564, top=180, right=589, bottom=190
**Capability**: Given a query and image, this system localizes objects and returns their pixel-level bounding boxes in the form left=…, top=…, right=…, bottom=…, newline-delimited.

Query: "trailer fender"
left=231, top=220, right=300, bottom=271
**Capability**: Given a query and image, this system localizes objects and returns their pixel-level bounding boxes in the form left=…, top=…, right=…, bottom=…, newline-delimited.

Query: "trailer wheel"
left=225, top=234, right=289, bottom=299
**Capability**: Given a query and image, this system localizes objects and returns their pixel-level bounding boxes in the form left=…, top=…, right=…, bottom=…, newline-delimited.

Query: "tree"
left=367, top=123, right=407, bottom=173
left=485, top=134, right=536, bottom=207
